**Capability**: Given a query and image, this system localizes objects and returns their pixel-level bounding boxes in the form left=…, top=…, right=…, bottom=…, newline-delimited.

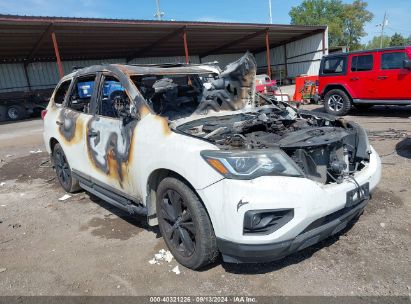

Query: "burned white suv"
left=43, top=53, right=381, bottom=269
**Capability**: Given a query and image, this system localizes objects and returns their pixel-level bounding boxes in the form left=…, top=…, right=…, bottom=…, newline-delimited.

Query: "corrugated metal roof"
left=0, top=14, right=326, bottom=63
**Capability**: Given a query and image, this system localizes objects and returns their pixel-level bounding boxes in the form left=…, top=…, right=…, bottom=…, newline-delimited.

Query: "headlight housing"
left=201, top=149, right=304, bottom=180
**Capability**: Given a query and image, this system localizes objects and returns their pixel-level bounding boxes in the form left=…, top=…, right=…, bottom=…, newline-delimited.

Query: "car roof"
left=323, top=46, right=409, bottom=58
left=68, top=63, right=220, bottom=77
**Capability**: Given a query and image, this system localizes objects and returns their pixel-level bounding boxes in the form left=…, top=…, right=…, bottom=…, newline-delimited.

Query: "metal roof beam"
left=126, top=26, right=186, bottom=63
left=25, top=23, right=53, bottom=62
left=199, top=28, right=268, bottom=58
left=251, top=29, right=324, bottom=54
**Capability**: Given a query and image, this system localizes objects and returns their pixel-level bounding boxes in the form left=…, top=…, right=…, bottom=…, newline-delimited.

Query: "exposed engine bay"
left=175, top=101, right=371, bottom=184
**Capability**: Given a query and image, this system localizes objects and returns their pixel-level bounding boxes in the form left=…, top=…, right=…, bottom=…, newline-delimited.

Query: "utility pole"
left=378, top=12, right=388, bottom=48
left=268, top=0, right=273, bottom=24
left=154, top=0, right=164, bottom=21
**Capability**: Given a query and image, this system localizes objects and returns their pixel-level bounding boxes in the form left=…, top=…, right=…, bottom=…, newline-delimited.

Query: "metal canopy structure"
left=0, top=15, right=326, bottom=66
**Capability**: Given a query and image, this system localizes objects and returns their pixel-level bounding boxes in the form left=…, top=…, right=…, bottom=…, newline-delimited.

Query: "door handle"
left=350, top=77, right=359, bottom=81
left=88, top=130, right=99, bottom=138
left=378, top=76, right=388, bottom=80
left=56, top=121, right=63, bottom=126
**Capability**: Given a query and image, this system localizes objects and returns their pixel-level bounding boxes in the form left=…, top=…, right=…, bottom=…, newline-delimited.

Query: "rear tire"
left=156, top=177, right=218, bottom=270
left=7, top=105, right=26, bottom=121
left=52, top=143, right=80, bottom=193
left=324, top=89, right=351, bottom=116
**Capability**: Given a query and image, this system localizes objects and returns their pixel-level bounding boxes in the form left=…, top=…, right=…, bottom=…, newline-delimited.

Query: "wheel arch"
left=49, top=137, right=59, bottom=152
left=323, top=84, right=353, bottom=102
left=145, top=168, right=203, bottom=226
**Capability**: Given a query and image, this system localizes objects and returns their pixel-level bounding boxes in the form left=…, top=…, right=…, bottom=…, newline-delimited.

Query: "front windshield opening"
left=131, top=74, right=216, bottom=120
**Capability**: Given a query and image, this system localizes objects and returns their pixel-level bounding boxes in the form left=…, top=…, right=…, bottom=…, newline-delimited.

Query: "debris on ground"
left=6, top=154, right=13, bottom=158
left=0, top=268, right=6, bottom=273
left=380, top=223, right=386, bottom=228
left=148, top=249, right=173, bottom=265
left=30, top=149, right=42, bottom=154
left=172, top=265, right=181, bottom=275
left=1, top=205, right=6, bottom=207
left=58, top=194, right=72, bottom=201
left=0, top=182, right=5, bottom=186
left=9, top=223, right=21, bottom=229
left=39, top=159, right=51, bottom=168
left=367, top=129, right=408, bottom=141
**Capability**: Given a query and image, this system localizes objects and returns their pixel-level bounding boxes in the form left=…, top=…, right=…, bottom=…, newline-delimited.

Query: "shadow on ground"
left=220, top=217, right=360, bottom=274
left=309, top=104, right=411, bottom=118
left=396, top=137, right=411, bottom=159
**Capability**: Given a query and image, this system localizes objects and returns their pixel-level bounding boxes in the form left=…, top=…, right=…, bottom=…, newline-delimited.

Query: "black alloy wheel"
left=159, top=189, right=197, bottom=257
left=52, top=143, right=80, bottom=193
left=156, top=177, right=218, bottom=269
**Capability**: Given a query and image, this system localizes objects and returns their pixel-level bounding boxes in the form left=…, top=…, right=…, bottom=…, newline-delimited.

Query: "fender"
left=322, top=83, right=354, bottom=100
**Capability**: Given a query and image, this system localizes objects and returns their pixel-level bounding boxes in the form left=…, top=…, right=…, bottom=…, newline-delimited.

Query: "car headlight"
left=201, top=149, right=304, bottom=180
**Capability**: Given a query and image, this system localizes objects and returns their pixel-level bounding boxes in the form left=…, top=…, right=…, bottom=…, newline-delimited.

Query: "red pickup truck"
left=318, top=46, right=411, bottom=116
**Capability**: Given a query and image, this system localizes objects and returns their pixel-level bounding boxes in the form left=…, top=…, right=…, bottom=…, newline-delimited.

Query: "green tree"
left=342, top=0, right=373, bottom=50
left=390, top=33, right=406, bottom=47
left=365, top=35, right=391, bottom=50
left=289, top=0, right=373, bottom=50
left=290, top=0, right=344, bottom=47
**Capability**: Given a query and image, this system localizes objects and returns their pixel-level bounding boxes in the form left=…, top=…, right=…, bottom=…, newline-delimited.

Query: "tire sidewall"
left=156, top=177, right=214, bottom=269
left=53, top=144, right=75, bottom=193
left=7, top=105, right=25, bottom=121
left=324, top=89, right=351, bottom=116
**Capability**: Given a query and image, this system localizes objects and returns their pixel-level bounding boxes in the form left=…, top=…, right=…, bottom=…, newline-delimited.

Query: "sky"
left=0, top=0, right=410, bottom=43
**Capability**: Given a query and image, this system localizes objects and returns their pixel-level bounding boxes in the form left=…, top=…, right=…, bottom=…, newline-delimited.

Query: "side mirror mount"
left=403, top=59, right=411, bottom=70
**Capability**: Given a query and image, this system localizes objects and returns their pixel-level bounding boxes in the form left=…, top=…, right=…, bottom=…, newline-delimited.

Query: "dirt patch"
left=80, top=214, right=145, bottom=240
left=0, top=153, right=56, bottom=185
left=364, top=188, right=404, bottom=215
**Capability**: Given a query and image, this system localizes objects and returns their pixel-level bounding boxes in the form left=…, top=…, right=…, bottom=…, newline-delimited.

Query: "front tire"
left=52, top=143, right=80, bottom=193
left=324, top=89, right=351, bottom=116
left=156, top=177, right=218, bottom=269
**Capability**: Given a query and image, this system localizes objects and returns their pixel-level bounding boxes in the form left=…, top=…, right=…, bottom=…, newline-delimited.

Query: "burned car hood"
left=174, top=103, right=371, bottom=184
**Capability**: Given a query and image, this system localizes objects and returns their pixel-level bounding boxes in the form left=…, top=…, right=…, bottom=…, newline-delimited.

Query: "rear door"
left=56, top=73, right=99, bottom=177
left=85, top=72, right=138, bottom=198
left=378, top=49, right=411, bottom=99
left=348, top=53, right=376, bottom=99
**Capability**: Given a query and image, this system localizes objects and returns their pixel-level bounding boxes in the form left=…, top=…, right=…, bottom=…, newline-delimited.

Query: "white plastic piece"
left=58, top=194, right=72, bottom=201
left=172, top=265, right=180, bottom=275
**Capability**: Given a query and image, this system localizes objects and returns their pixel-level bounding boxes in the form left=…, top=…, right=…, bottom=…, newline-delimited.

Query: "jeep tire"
left=324, top=89, right=351, bottom=116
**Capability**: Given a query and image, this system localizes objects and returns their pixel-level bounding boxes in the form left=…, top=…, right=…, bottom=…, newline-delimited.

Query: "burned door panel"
left=86, top=116, right=137, bottom=193
left=83, top=73, right=139, bottom=197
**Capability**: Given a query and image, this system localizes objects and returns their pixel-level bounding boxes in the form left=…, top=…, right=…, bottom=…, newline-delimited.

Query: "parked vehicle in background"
left=0, top=89, right=52, bottom=121
left=42, top=53, right=381, bottom=269
left=255, top=74, right=276, bottom=94
left=318, top=46, right=411, bottom=116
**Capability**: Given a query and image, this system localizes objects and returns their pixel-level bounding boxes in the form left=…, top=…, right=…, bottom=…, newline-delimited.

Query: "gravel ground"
left=0, top=105, right=410, bottom=296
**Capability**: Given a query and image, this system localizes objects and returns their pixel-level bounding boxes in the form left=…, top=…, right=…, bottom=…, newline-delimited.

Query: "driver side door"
left=84, top=72, right=139, bottom=198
